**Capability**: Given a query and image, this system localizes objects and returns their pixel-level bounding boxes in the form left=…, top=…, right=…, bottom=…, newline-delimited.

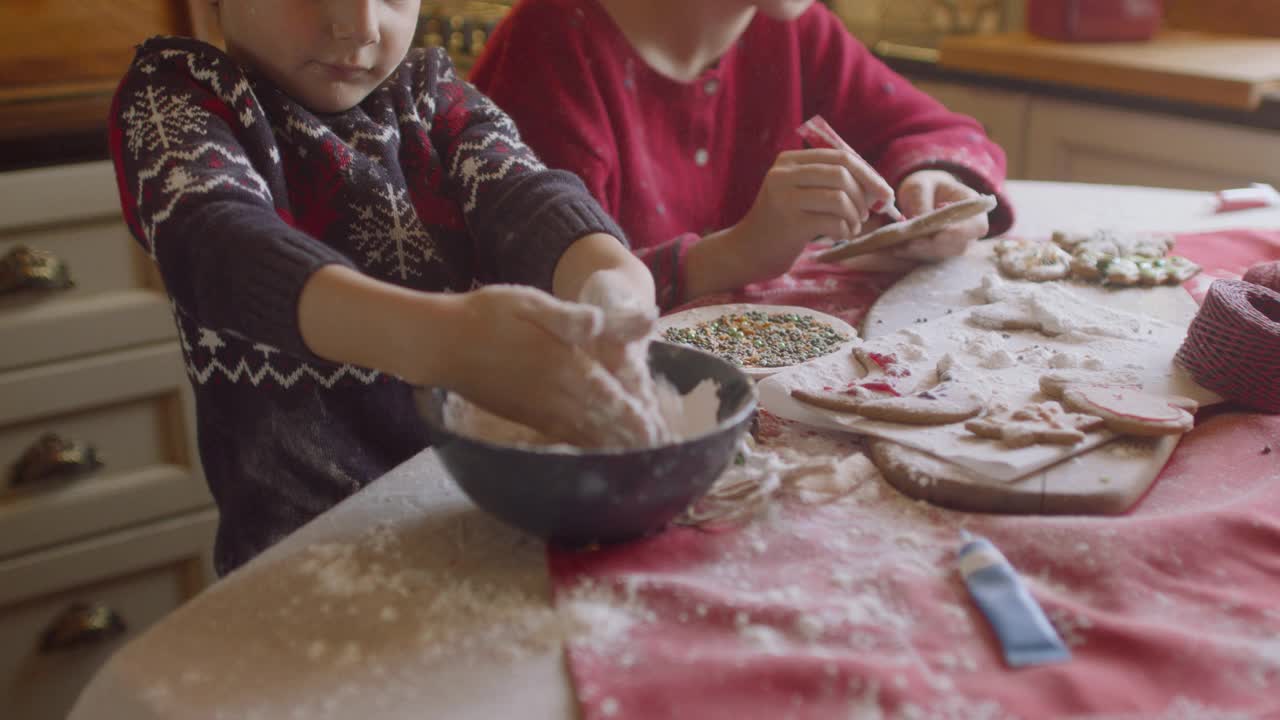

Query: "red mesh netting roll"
left=1176, top=279, right=1280, bottom=414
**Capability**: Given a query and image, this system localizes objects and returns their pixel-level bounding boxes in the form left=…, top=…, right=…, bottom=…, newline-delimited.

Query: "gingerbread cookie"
left=1051, top=229, right=1175, bottom=259
left=1038, top=369, right=1143, bottom=400
left=992, top=238, right=1074, bottom=282
left=815, top=194, right=999, bottom=263
left=791, top=382, right=985, bottom=426
left=1049, top=230, right=1199, bottom=286
left=965, top=401, right=1104, bottom=448
left=1058, top=385, right=1197, bottom=437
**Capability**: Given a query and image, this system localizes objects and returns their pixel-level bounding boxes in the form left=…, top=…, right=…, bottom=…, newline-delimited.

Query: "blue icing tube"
left=958, top=534, right=1071, bottom=668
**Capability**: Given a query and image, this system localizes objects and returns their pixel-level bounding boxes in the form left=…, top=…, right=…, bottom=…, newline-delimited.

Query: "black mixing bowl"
left=416, top=341, right=757, bottom=546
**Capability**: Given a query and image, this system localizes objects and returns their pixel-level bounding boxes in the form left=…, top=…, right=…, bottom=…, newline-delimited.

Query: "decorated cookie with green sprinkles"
left=658, top=304, right=858, bottom=378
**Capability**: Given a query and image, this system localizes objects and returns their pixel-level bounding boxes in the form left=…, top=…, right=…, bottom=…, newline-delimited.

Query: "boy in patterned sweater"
left=110, top=0, right=658, bottom=575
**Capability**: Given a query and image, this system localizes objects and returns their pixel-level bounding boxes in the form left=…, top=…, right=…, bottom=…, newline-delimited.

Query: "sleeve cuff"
left=478, top=169, right=629, bottom=291
left=235, top=228, right=357, bottom=359
left=636, top=232, right=700, bottom=312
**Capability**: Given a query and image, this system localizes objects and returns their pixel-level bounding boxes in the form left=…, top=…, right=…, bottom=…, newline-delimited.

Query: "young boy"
left=471, top=0, right=1014, bottom=309
left=110, top=0, right=658, bottom=575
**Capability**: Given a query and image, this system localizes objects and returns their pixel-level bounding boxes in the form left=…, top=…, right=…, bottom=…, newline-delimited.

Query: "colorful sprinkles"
left=663, top=310, right=850, bottom=368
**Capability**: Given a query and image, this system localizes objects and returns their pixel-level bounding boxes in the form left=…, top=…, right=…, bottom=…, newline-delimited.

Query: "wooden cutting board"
left=938, top=30, right=1280, bottom=110
left=860, top=242, right=1206, bottom=515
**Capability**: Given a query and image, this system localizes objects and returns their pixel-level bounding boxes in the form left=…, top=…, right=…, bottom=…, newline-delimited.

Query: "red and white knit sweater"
left=110, top=36, right=625, bottom=574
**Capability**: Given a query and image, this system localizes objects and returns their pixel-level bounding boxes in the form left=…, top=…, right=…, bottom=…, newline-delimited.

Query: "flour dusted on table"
left=290, top=521, right=657, bottom=667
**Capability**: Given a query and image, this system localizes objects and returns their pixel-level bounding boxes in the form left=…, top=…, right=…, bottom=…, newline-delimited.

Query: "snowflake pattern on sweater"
left=110, top=37, right=625, bottom=574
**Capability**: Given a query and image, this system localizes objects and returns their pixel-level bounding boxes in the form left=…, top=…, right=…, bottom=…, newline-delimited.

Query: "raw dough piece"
left=791, top=382, right=985, bottom=425
left=965, top=401, right=1104, bottom=448
left=815, top=194, right=999, bottom=262
left=1038, top=369, right=1143, bottom=399
left=1059, top=385, right=1197, bottom=437
left=992, top=238, right=1074, bottom=281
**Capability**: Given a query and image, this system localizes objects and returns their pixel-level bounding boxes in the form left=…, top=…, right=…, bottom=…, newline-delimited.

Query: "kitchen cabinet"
left=907, top=78, right=1280, bottom=190
left=1024, top=96, right=1280, bottom=189
left=0, top=1, right=210, bottom=170
left=0, top=161, right=215, bottom=719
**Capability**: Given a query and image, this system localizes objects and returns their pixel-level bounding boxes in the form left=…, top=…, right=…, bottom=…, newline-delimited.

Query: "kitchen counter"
left=877, top=30, right=1280, bottom=132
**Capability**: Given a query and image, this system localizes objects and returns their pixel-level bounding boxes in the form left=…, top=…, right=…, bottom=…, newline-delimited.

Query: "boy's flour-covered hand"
left=575, top=269, right=673, bottom=447
left=439, top=285, right=656, bottom=448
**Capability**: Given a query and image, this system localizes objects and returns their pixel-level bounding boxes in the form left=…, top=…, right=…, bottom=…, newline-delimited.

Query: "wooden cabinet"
left=0, top=510, right=216, bottom=720
left=0, top=161, right=215, bottom=719
left=908, top=77, right=1280, bottom=190
left=0, top=1, right=210, bottom=170
left=1024, top=97, right=1280, bottom=190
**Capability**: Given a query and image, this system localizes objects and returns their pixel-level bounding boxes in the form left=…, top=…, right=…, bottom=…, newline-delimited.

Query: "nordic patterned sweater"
left=109, top=37, right=626, bottom=575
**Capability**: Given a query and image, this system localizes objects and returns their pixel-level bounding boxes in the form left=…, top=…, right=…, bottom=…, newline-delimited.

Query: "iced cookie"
left=1058, top=386, right=1197, bottom=437
left=1050, top=230, right=1198, bottom=286
left=816, top=194, right=999, bottom=263
left=791, top=382, right=985, bottom=426
left=1051, top=229, right=1175, bottom=259
left=1038, top=369, right=1143, bottom=399
left=993, top=238, right=1074, bottom=282
left=965, top=401, right=1104, bottom=448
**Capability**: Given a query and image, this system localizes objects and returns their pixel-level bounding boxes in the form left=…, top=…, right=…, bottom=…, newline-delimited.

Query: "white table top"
left=68, top=181, right=1280, bottom=720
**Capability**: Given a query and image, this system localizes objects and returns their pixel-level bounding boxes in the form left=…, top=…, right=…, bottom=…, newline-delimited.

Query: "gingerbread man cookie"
left=965, top=401, right=1104, bottom=448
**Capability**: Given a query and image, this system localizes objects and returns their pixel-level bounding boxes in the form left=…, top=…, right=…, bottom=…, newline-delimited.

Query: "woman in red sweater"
left=471, top=0, right=1013, bottom=310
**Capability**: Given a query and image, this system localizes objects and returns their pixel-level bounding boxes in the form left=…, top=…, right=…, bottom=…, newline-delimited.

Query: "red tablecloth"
left=550, top=231, right=1280, bottom=720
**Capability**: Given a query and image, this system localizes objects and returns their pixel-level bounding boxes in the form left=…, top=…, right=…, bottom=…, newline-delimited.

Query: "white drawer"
left=0, top=344, right=210, bottom=559
left=0, top=162, right=174, bottom=372
left=0, top=509, right=217, bottom=720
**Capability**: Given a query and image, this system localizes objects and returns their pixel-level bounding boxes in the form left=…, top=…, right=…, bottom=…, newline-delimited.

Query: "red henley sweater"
left=472, top=0, right=1013, bottom=308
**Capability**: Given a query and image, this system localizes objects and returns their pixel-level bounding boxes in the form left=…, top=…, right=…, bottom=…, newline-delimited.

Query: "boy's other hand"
left=439, top=285, right=655, bottom=447
left=575, top=268, right=658, bottom=372
left=891, top=170, right=989, bottom=261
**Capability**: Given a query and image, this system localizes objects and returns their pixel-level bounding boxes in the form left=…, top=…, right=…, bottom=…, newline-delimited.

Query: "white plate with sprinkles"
left=658, top=304, right=859, bottom=379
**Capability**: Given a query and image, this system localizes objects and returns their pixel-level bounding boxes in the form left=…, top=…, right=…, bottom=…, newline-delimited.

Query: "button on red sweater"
left=472, top=0, right=1013, bottom=308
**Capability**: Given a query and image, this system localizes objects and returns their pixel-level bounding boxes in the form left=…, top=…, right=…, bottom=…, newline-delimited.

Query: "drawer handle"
left=0, top=244, right=75, bottom=297
left=9, top=432, right=103, bottom=490
left=39, top=602, right=127, bottom=653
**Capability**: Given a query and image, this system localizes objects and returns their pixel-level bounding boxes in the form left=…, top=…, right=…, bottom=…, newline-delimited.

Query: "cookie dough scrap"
left=1059, top=385, right=1197, bottom=437
left=791, top=382, right=986, bottom=426
left=965, top=401, right=1104, bottom=448
left=993, top=238, right=1074, bottom=282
